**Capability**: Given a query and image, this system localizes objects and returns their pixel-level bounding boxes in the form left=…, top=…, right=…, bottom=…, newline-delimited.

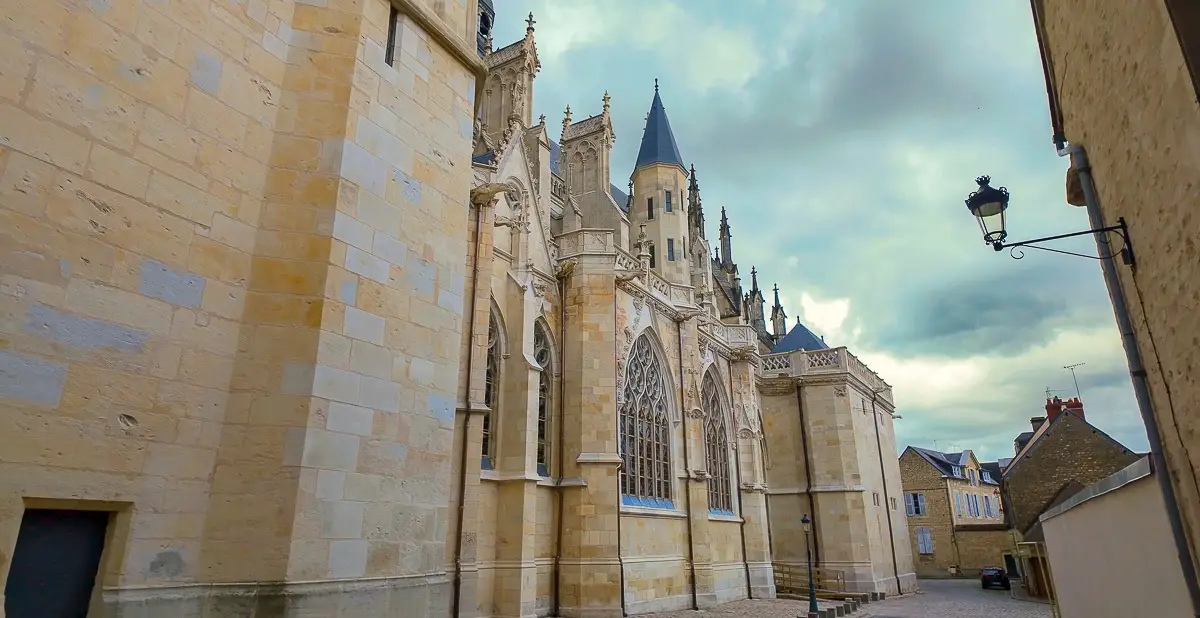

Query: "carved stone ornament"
left=632, top=293, right=645, bottom=316
left=686, top=407, right=705, bottom=419
left=555, top=258, right=577, bottom=279
left=737, top=427, right=756, bottom=440
left=834, top=385, right=848, bottom=397
left=698, top=339, right=709, bottom=359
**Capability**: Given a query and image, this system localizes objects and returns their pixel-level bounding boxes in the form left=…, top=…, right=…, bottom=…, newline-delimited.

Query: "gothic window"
left=620, top=334, right=672, bottom=507
left=482, top=311, right=502, bottom=470
left=702, top=371, right=733, bottom=514
left=534, top=320, right=553, bottom=477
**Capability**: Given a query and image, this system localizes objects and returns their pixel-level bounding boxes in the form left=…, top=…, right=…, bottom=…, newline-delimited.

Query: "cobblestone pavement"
left=642, top=579, right=1053, bottom=618
left=865, top=579, right=1053, bottom=618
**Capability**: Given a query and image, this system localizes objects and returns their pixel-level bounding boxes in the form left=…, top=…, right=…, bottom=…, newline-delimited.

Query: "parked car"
left=980, top=566, right=1011, bottom=590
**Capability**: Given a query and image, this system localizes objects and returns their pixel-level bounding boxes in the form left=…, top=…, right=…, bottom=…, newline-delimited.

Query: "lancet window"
left=703, top=370, right=733, bottom=514
left=619, top=334, right=672, bottom=507
left=482, top=311, right=502, bottom=470
left=534, top=320, right=553, bottom=476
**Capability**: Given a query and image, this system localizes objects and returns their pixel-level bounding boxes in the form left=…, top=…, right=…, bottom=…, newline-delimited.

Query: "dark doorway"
left=1003, top=553, right=1020, bottom=577
left=4, top=509, right=111, bottom=618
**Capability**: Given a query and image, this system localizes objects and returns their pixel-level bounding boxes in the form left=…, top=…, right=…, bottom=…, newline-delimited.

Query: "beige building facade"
left=1042, top=457, right=1194, bottom=618
left=0, top=2, right=911, bottom=617
left=1031, top=0, right=1200, bottom=607
left=898, top=447, right=1006, bottom=578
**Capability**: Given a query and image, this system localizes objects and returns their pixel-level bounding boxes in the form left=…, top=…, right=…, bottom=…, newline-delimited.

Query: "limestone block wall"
left=0, top=0, right=481, bottom=615
left=1038, top=0, right=1200, bottom=580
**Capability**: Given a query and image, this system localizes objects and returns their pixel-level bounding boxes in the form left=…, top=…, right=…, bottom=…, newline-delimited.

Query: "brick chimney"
left=1063, top=396, right=1085, bottom=420
left=1046, top=396, right=1066, bottom=423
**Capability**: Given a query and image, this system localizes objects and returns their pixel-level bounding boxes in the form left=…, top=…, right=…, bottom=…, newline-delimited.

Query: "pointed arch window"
left=534, top=321, right=553, bottom=477
left=620, top=334, right=672, bottom=508
left=483, top=311, right=502, bottom=470
left=703, top=370, right=734, bottom=514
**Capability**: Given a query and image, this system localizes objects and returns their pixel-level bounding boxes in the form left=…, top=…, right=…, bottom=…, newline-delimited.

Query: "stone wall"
left=762, top=373, right=916, bottom=596
left=899, top=450, right=955, bottom=577
left=1038, top=0, right=1200, bottom=580
left=1004, top=414, right=1139, bottom=534
left=0, top=0, right=481, bottom=615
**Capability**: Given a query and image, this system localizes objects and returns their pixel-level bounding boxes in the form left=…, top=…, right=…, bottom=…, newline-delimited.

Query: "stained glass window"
left=619, top=334, right=672, bottom=507
left=702, top=370, right=733, bottom=514
left=534, top=321, right=552, bottom=476
left=482, top=312, right=501, bottom=470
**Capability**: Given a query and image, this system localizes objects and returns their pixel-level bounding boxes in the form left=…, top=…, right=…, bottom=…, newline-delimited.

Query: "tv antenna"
left=1045, top=387, right=1069, bottom=399
left=1063, top=363, right=1086, bottom=399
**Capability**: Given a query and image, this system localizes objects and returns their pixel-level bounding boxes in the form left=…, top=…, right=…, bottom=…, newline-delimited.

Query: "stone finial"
left=539, top=114, right=546, bottom=126
left=526, top=12, right=536, bottom=33
left=602, top=91, right=611, bottom=114
left=484, top=32, right=493, bottom=54
left=562, top=104, right=571, bottom=136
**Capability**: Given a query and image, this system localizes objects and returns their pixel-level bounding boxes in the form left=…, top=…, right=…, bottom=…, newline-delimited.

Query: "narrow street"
left=643, top=579, right=1052, bottom=618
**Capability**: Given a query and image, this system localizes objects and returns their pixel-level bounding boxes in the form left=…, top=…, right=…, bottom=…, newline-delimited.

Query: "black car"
left=980, top=566, right=1011, bottom=590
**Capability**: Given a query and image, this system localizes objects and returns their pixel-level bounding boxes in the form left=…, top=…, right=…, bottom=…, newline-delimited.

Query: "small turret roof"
left=772, top=321, right=829, bottom=354
left=634, top=81, right=685, bottom=173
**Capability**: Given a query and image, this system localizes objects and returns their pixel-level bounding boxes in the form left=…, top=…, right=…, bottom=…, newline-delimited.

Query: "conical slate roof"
left=634, top=83, right=685, bottom=172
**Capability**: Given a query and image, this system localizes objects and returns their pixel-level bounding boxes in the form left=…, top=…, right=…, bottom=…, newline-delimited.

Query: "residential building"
left=0, top=4, right=912, bottom=618
left=1001, top=397, right=1141, bottom=597
left=1030, top=0, right=1200, bottom=600
left=898, top=447, right=1006, bottom=578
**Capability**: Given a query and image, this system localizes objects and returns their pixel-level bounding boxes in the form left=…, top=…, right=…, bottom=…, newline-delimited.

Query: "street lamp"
left=802, top=514, right=818, bottom=614
left=963, top=175, right=1135, bottom=265
left=965, top=175, right=1010, bottom=246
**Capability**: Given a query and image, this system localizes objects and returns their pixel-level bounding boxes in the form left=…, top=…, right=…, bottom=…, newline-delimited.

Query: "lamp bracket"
left=992, top=217, right=1134, bottom=266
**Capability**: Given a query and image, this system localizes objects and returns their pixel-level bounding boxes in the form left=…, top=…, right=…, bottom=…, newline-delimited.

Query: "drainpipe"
left=794, top=384, right=820, bottom=565
left=676, top=323, right=699, bottom=610
left=1061, top=143, right=1200, bottom=615
left=728, top=367, right=753, bottom=599
left=870, top=391, right=901, bottom=594
left=451, top=188, right=498, bottom=617
left=551, top=271, right=569, bottom=617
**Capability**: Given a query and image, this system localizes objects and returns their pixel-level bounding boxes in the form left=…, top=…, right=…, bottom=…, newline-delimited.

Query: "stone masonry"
left=0, top=0, right=484, bottom=616
left=1034, top=0, right=1200, bottom=584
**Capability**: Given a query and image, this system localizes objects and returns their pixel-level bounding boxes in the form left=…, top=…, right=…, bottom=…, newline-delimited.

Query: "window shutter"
left=918, top=493, right=926, bottom=515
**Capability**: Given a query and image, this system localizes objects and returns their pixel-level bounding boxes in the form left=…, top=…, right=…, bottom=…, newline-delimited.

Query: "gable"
left=1003, top=412, right=1140, bottom=532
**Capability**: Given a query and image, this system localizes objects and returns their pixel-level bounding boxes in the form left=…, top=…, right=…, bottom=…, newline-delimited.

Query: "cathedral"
left=0, top=0, right=912, bottom=616
left=452, top=9, right=918, bottom=617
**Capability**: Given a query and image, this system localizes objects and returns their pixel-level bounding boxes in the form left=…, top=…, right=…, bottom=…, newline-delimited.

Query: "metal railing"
left=772, top=562, right=847, bottom=594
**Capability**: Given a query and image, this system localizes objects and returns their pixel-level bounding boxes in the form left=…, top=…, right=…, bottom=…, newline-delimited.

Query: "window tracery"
left=483, top=311, right=501, bottom=469
left=703, top=370, right=733, bottom=514
left=619, top=334, right=672, bottom=507
left=534, top=321, right=552, bottom=476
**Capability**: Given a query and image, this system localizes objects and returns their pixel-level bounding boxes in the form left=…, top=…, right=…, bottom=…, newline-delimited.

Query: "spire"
left=719, top=206, right=733, bottom=267
left=771, top=283, right=788, bottom=338
left=688, top=163, right=705, bottom=239
left=750, top=266, right=760, bottom=294
left=634, top=81, right=686, bottom=173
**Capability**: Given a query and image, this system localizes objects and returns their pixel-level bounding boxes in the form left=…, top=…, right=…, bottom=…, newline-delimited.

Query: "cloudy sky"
left=492, top=0, right=1149, bottom=461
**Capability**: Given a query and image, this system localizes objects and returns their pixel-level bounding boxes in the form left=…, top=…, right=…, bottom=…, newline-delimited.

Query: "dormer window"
left=951, top=465, right=963, bottom=477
